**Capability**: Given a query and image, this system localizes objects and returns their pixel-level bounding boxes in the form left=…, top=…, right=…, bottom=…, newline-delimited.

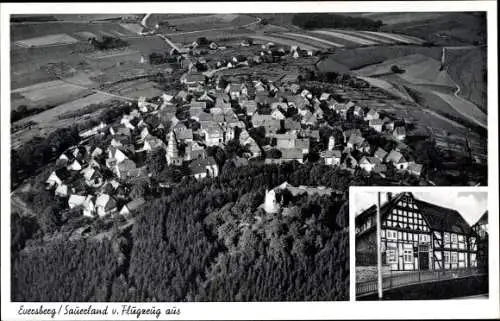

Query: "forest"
left=11, top=161, right=355, bottom=302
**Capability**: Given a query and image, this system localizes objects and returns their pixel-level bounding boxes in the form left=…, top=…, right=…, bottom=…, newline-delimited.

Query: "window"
left=403, top=232, right=407, bottom=240
left=386, top=230, right=396, bottom=239
left=398, top=231, right=402, bottom=239
left=451, top=252, right=458, bottom=263
left=444, top=251, right=450, bottom=263
left=404, top=249, right=413, bottom=263
left=387, top=249, right=397, bottom=263
left=381, top=230, right=385, bottom=238
left=451, top=234, right=457, bottom=243
left=444, top=233, right=450, bottom=244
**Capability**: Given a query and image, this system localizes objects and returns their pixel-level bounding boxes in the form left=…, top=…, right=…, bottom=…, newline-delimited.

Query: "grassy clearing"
left=247, top=34, right=320, bottom=50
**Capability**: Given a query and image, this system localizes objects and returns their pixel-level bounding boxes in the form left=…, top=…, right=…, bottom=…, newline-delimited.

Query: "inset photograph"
left=354, top=188, right=488, bottom=300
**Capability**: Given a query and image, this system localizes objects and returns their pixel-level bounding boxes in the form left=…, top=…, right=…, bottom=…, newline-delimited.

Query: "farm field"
left=11, top=22, right=136, bottom=42
left=356, top=54, right=456, bottom=88
left=317, top=45, right=442, bottom=71
left=445, top=47, right=487, bottom=112
left=108, top=79, right=164, bottom=99
left=153, top=14, right=258, bottom=32
left=247, top=34, right=320, bottom=51
left=352, top=12, right=447, bottom=26
left=15, top=33, right=79, bottom=48
left=11, top=80, right=93, bottom=110
left=431, top=91, right=487, bottom=128
left=357, top=76, right=415, bottom=101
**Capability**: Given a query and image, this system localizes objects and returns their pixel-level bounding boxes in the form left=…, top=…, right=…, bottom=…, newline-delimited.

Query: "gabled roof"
left=473, top=211, right=488, bottom=227
left=356, top=192, right=473, bottom=235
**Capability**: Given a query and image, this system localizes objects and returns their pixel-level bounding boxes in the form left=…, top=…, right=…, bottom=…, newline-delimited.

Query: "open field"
left=154, top=14, right=257, bottom=32
left=108, top=79, right=164, bottom=99
left=356, top=54, right=456, bottom=88
left=11, top=80, right=93, bottom=110
left=357, top=76, right=415, bottom=101
left=11, top=22, right=136, bottom=42
left=247, top=34, right=320, bottom=50
left=15, top=33, right=79, bottom=48
left=278, top=32, right=344, bottom=48
left=445, top=47, right=487, bottom=112
left=381, top=12, right=486, bottom=46
left=313, top=30, right=379, bottom=46
left=431, top=91, right=487, bottom=128
left=318, top=45, right=443, bottom=71
left=353, top=12, right=448, bottom=26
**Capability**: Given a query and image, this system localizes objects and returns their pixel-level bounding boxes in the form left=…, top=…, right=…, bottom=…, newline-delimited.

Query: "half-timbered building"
left=356, top=192, right=478, bottom=271
left=472, top=211, right=488, bottom=269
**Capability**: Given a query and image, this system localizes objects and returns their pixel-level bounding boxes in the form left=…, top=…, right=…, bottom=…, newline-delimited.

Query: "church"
left=356, top=192, right=480, bottom=271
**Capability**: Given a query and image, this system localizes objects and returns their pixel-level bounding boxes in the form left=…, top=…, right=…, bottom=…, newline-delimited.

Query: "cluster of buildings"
left=43, top=37, right=426, bottom=220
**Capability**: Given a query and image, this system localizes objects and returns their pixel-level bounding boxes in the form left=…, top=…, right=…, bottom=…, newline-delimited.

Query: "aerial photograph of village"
left=9, top=11, right=487, bottom=301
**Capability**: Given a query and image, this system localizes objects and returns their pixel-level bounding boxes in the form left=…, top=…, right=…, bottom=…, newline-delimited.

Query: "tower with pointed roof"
left=166, top=131, right=182, bottom=165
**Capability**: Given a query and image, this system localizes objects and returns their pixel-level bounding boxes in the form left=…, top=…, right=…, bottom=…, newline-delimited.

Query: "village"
left=44, top=38, right=425, bottom=221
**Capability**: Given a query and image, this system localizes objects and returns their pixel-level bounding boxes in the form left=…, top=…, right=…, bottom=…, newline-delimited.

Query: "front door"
left=419, top=252, right=429, bottom=270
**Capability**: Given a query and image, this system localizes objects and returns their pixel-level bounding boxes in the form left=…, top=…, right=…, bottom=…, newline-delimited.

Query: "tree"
left=147, top=149, right=166, bottom=177
left=391, top=65, right=405, bottom=74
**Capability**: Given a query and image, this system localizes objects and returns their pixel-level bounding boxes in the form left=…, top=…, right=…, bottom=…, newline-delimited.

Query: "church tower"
left=264, top=188, right=281, bottom=214
left=328, top=136, right=335, bottom=151
left=166, top=131, right=181, bottom=165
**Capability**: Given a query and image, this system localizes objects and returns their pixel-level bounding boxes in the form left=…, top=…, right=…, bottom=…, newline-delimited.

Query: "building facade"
left=356, top=192, right=478, bottom=271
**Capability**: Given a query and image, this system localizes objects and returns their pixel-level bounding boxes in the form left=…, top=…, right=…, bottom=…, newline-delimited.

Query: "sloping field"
left=355, top=12, right=447, bottom=26
left=431, top=91, right=487, bottom=128
left=312, top=30, right=378, bottom=46
left=334, top=29, right=396, bottom=44
left=12, top=80, right=91, bottom=107
left=15, top=34, right=79, bottom=48
left=356, top=54, right=456, bottom=88
left=11, top=22, right=136, bottom=42
left=318, top=46, right=442, bottom=71
left=280, top=32, right=345, bottom=48
left=362, top=31, right=424, bottom=44
left=357, top=76, right=415, bottom=101
left=247, top=35, right=320, bottom=50
left=155, top=14, right=257, bottom=32
left=120, top=23, right=144, bottom=35
left=445, top=48, right=487, bottom=112
left=73, top=31, right=98, bottom=40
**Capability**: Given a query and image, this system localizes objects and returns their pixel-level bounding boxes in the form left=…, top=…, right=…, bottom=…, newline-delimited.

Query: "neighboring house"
left=271, top=109, right=286, bottom=120
left=95, top=194, right=118, bottom=217
left=242, top=100, right=258, bottom=116
left=322, top=149, right=342, bottom=166
left=359, top=156, right=382, bottom=173
left=374, top=147, right=388, bottom=162
left=120, top=197, right=146, bottom=216
left=364, top=109, right=380, bottom=121
left=386, top=149, right=409, bottom=170
left=393, top=126, right=407, bottom=141
left=369, top=119, right=384, bottom=132
left=189, top=157, right=219, bottom=180
left=408, top=162, right=424, bottom=177
left=202, top=125, right=224, bottom=146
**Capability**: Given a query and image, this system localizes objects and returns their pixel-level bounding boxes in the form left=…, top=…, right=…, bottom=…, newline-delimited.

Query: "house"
left=288, top=95, right=309, bottom=110
left=120, top=197, right=146, bottom=216
left=203, top=125, right=224, bottom=146
left=343, top=153, right=358, bottom=169
left=107, top=147, right=129, bottom=167
left=356, top=192, right=479, bottom=271
left=393, top=126, right=407, bottom=141
left=383, top=117, right=395, bottom=131
left=369, top=119, right=385, bottom=132
left=271, top=109, right=286, bottom=120
left=46, top=171, right=63, bottom=189
left=189, top=157, right=219, bottom=180
left=68, top=195, right=86, bottom=209
left=184, top=141, right=206, bottom=161
left=408, top=162, right=423, bottom=177
left=374, top=147, right=388, bottom=162
left=359, top=156, right=382, bottom=173
left=386, top=149, right=409, bottom=170
left=347, top=134, right=365, bottom=150
left=319, top=93, right=330, bottom=101
left=82, top=167, right=103, bottom=187
left=82, top=196, right=96, bottom=217
left=353, top=106, right=365, bottom=118
left=242, top=100, right=258, bottom=116
left=95, top=193, right=118, bottom=217
left=364, top=109, right=380, bottom=121
left=284, top=119, right=301, bottom=131
left=55, top=184, right=69, bottom=197
left=209, top=41, right=218, bottom=50
left=181, top=72, right=205, bottom=85
left=373, top=163, right=387, bottom=174
left=275, top=148, right=304, bottom=164
left=67, top=159, right=83, bottom=171
left=116, top=159, right=137, bottom=179
left=173, top=128, right=193, bottom=142
left=322, top=149, right=342, bottom=166
left=226, top=83, right=242, bottom=100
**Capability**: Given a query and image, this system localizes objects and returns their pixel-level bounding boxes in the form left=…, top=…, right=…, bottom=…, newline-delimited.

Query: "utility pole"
left=377, top=192, right=383, bottom=300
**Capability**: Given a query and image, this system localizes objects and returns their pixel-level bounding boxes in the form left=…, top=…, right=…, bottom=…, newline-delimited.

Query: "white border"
left=1, top=2, right=498, bottom=320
